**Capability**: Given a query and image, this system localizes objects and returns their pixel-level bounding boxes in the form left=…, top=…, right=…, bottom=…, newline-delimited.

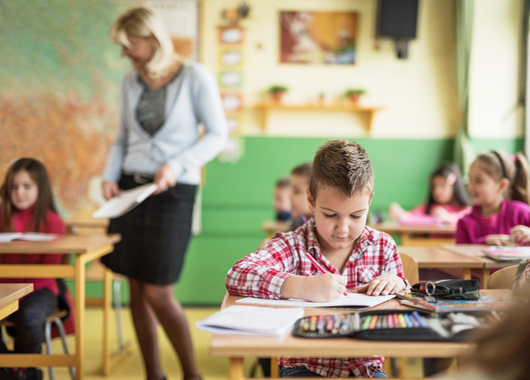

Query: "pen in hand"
left=305, top=252, right=348, bottom=297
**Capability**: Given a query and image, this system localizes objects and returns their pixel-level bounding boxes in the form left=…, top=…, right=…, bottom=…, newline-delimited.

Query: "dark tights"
left=0, top=288, right=56, bottom=354
left=128, top=278, right=201, bottom=380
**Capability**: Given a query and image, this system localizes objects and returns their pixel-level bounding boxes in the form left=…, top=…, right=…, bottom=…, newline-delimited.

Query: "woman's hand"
left=510, top=225, right=530, bottom=245
left=102, top=181, right=121, bottom=200
left=153, top=163, right=177, bottom=195
left=388, top=202, right=405, bottom=221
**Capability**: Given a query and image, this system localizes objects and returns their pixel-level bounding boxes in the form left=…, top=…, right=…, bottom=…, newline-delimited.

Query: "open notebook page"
left=235, top=293, right=395, bottom=308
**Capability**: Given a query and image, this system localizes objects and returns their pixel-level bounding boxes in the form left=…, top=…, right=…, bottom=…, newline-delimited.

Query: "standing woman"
left=101, top=7, right=227, bottom=380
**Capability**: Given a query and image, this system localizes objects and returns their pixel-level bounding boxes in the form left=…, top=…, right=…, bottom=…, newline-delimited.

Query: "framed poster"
left=219, top=26, right=245, bottom=44
left=219, top=47, right=244, bottom=67
left=221, top=93, right=244, bottom=112
left=280, top=11, right=358, bottom=65
left=219, top=70, right=243, bottom=88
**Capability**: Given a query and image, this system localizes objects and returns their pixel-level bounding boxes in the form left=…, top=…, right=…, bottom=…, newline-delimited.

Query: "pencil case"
left=292, top=309, right=496, bottom=342
left=411, top=279, right=481, bottom=300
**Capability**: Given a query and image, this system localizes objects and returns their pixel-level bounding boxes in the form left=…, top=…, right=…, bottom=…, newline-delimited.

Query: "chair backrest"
left=399, top=252, right=419, bottom=286
left=487, top=265, right=518, bottom=290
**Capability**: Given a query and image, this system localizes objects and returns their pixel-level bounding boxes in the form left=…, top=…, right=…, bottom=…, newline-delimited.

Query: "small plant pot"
left=271, top=91, right=285, bottom=103
left=348, top=93, right=361, bottom=104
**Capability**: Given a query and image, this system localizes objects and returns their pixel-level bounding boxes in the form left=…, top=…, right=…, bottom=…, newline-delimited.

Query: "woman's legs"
left=128, top=278, right=201, bottom=380
left=129, top=278, right=164, bottom=380
left=143, top=282, right=201, bottom=380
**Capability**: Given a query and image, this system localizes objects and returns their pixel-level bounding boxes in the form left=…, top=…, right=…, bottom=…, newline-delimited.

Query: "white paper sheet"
left=93, top=183, right=158, bottom=219
left=196, top=305, right=304, bottom=336
left=0, top=232, right=57, bottom=242
left=235, top=293, right=395, bottom=309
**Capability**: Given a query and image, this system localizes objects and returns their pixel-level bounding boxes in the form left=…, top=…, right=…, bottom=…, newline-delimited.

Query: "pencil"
left=305, top=252, right=348, bottom=296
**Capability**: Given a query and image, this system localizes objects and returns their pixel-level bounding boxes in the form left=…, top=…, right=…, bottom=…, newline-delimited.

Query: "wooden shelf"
left=254, top=102, right=384, bottom=132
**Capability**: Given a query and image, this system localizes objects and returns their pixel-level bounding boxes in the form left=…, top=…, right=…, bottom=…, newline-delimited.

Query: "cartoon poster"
left=280, top=11, right=358, bottom=65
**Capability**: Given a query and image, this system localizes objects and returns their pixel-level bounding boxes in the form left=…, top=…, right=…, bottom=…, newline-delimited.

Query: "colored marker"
left=361, top=315, right=372, bottom=330
left=303, top=317, right=310, bottom=331
left=375, top=316, right=382, bottom=329
left=403, top=314, right=413, bottom=328
left=393, top=314, right=400, bottom=328
left=387, top=314, right=394, bottom=328
left=309, top=315, right=317, bottom=331
left=381, top=315, right=388, bottom=329
left=326, top=315, right=335, bottom=331
left=332, top=315, right=343, bottom=334
left=398, top=314, right=407, bottom=328
left=304, top=252, right=348, bottom=296
left=412, top=311, right=426, bottom=328
left=368, top=315, right=378, bottom=329
left=317, top=315, right=325, bottom=333
left=340, top=315, right=350, bottom=333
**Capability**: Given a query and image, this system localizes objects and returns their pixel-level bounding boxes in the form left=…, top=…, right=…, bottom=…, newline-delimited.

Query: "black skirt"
left=101, top=174, right=197, bottom=285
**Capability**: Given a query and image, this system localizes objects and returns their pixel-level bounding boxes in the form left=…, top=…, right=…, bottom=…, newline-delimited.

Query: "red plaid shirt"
left=226, top=218, right=408, bottom=378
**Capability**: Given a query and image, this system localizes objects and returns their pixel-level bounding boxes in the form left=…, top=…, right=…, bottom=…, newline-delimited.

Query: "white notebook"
left=235, top=293, right=395, bottom=309
left=0, top=232, right=58, bottom=243
left=196, top=305, right=304, bottom=336
left=93, top=183, right=158, bottom=219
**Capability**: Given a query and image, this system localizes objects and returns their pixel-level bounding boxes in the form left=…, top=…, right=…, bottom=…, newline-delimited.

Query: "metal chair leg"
left=113, top=278, right=125, bottom=350
left=44, top=321, right=55, bottom=380
left=52, top=317, right=75, bottom=380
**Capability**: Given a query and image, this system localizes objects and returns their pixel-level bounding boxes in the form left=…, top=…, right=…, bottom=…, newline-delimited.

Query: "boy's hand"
left=281, top=274, right=347, bottom=302
left=486, top=234, right=515, bottom=246
left=510, top=225, right=530, bottom=245
left=355, top=274, right=405, bottom=296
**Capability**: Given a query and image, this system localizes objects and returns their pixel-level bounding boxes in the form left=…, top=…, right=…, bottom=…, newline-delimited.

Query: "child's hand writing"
left=281, top=274, right=347, bottom=302
left=510, top=225, right=530, bottom=245
left=355, top=274, right=405, bottom=296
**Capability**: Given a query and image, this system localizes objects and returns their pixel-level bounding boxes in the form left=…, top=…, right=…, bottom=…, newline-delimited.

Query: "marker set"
left=292, top=309, right=489, bottom=341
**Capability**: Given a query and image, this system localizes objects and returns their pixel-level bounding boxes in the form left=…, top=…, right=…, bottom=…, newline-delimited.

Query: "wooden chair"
left=399, top=252, right=419, bottom=286
left=487, top=265, right=518, bottom=290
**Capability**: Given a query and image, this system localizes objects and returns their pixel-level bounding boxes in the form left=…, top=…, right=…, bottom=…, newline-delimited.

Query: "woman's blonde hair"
left=110, top=6, right=180, bottom=79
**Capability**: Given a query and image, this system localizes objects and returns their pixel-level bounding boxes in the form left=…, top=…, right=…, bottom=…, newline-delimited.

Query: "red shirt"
left=0, top=208, right=66, bottom=295
left=226, top=218, right=408, bottom=378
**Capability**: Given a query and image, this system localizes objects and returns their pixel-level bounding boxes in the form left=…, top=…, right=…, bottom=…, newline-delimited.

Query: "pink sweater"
left=456, top=200, right=530, bottom=244
left=0, top=208, right=66, bottom=295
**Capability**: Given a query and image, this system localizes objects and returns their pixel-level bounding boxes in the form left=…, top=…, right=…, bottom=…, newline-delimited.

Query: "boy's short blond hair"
left=309, top=139, right=374, bottom=199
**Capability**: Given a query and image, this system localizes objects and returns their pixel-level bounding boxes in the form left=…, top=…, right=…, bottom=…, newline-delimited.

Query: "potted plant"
left=345, top=88, right=366, bottom=104
left=268, top=85, right=288, bottom=103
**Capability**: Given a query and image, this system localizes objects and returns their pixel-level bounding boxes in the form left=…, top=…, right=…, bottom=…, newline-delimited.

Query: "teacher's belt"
left=122, top=171, right=155, bottom=185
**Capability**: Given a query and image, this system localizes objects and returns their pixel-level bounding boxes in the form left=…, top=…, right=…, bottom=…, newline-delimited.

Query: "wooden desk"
left=440, top=245, right=519, bottom=287
left=370, top=222, right=456, bottom=246
left=0, top=234, right=120, bottom=380
left=398, top=246, right=484, bottom=281
left=65, top=217, right=109, bottom=235
left=211, top=290, right=511, bottom=380
left=0, top=284, right=33, bottom=320
left=261, top=221, right=289, bottom=240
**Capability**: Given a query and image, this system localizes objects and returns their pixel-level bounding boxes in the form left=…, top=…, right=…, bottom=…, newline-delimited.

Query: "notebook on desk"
left=482, top=246, right=530, bottom=261
left=398, top=214, right=443, bottom=226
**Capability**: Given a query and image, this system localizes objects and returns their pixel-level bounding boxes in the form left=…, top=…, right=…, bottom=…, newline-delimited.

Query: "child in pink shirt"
left=389, top=163, right=471, bottom=227
left=456, top=151, right=530, bottom=245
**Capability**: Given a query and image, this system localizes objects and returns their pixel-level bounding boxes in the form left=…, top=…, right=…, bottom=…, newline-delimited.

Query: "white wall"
left=202, top=0, right=522, bottom=139
left=468, top=0, right=523, bottom=139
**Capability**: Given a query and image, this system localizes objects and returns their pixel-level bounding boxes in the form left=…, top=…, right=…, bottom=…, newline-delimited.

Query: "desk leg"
left=103, top=268, right=112, bottom=375
left=229, top=358, right=245, bottom=380
left=462, top=268, right=471, bottom=280
left=482, top=269, right=490, bottom=289
left=400, top=233, right=410, bottom=246
left=75, top=256, right=87, bottom=380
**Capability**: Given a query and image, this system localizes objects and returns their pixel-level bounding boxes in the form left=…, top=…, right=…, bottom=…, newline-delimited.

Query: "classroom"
left=0, top=0, right=528, bottom=379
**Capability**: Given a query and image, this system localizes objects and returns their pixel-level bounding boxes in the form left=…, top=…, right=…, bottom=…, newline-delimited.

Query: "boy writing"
left=226, top=140, right=407, bottom=378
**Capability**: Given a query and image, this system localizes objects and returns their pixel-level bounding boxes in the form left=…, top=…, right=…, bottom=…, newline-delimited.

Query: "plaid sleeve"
left=225, top=235, right=297, bottom=299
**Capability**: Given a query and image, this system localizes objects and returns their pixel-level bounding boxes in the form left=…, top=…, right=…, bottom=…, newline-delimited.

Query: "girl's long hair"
left=0, top=158, right=57, bottom=232
left=425, top=162, right=471, bottom=214
left=475, top=151, right=530, bottom=205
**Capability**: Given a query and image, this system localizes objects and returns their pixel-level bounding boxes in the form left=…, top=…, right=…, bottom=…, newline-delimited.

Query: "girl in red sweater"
left=0, top=158, right=67, bottom=380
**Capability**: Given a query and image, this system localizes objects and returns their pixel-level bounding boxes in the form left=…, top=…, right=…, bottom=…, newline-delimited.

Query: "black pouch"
left=411, top=279, right=481, bottom=300
left=292, top=309, right=490, bottom=342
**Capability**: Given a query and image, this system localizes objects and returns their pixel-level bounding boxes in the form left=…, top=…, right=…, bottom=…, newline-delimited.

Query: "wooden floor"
left=44, top=307, right=425, bottom=380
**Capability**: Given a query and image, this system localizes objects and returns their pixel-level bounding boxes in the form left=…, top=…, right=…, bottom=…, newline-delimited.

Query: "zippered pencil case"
left=292, top=309, right=497, bottom=342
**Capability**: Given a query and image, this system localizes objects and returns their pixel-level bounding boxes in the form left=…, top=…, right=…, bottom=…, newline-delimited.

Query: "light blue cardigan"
left=102, top=62, right=227, bottom=185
